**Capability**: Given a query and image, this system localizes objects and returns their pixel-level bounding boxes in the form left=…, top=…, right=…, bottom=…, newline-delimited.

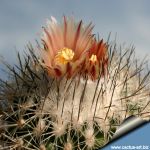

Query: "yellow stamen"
left=89, top=54, right=97, bottom=63
left=55, top=47, right=74, bottom=64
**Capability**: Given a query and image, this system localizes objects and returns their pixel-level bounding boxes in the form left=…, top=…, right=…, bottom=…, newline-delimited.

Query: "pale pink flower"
left=41, top=16, right=94, bottom=78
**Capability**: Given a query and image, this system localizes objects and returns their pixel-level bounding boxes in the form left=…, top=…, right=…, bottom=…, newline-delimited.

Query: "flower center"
left=55, top=47, right=74, bottom=64
left=89, top=54, right=97, bottom=63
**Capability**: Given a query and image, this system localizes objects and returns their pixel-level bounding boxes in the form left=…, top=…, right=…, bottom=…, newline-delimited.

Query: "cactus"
left=0, top=16, right=150, bottom=150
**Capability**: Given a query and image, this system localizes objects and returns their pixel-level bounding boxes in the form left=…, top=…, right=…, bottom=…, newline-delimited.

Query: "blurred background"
left=0, top=0, right=150, bottom=75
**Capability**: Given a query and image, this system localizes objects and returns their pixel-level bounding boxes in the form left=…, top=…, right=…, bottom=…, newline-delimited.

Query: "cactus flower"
left=40, top=16, right=108, bottom=79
